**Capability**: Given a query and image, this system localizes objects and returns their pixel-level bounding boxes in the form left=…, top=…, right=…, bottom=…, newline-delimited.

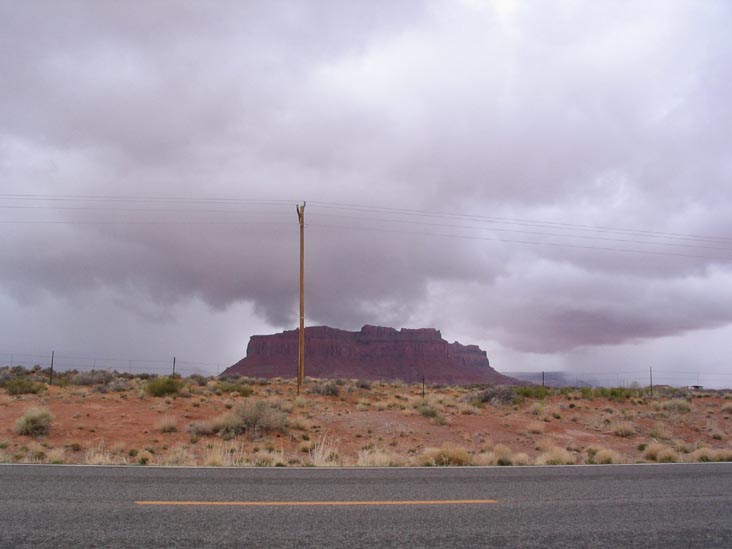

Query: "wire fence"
left=0, top=351, right=225, bottom=377
left=2, top=350, right=731, bottom=389
left=505, top=370, right=732, bottom=390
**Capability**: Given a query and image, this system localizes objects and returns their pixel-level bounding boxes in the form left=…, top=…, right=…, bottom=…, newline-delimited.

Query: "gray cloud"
left=1, top=1, right=731, bottom=378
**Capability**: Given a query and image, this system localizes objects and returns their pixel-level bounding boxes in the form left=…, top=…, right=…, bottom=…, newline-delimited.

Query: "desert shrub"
left=474, top=443, right=515, bottom=466
left=612, top=421, right=636, bottom=437
left=218, top=381, right=254, bottom=397
left=310, top=382, right=339, bottom=397
left=536, top=446, right=575, bottom=465
left=14, top=407, right=54, bottom=437
left=188, top=374, right=208, bottom=386
left=215, top=400, right=287, bottom=440
left=420, top=444, right=472, bottom=466
left=355, top=379, right=372, bottom=390
left=4, top=378, right=45, bottom=395
left=720, top=402, right=732, bottom=413
left=659, top=399, right=691, bottom=413
left=0, top=368, right=12, bottom=385
left=107, top=378, right=132, bottom=392
left=145, top=377, right=182, bottom=397
left=477, top=386, right=516, bottom=406
left=70, top=370, right=114, bottom=386
left=415, top=401, right=446, bottom=424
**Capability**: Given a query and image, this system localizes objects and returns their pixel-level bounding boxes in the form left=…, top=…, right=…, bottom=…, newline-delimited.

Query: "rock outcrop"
left=222, top=325, right=520, bottom=385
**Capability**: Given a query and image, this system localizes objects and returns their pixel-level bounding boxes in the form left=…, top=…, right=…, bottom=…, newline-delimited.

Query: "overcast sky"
left=1, top=0, right=731, bottom=386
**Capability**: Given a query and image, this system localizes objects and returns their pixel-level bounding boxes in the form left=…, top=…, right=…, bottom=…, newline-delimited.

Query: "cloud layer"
left=1, top=1, right=731, bottom=377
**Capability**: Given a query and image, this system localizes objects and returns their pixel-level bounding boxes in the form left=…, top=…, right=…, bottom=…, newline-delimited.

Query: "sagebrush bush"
left=310, top=382, right=340, bottom=397
left=145, top=377, right=182, bottom=397
left=355, top=379, right=372, bottom=390
left=478, top=386, right=516, bottom=406
left=70, top=370, right=113, bottom=386
left=214, top=400, right=287, bottom=440
left=14, top=407, right=54, bottom=437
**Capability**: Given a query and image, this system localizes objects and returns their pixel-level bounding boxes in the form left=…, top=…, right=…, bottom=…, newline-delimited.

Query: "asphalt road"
left=1, top=463, right=731, bottom=548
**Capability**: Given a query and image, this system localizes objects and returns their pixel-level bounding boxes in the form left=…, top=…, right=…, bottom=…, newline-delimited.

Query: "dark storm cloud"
left=1, top=0, right=732, bottom=365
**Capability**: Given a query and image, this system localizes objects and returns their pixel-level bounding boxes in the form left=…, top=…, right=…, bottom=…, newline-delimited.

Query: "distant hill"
left=222, top=325, right=521, bottom=385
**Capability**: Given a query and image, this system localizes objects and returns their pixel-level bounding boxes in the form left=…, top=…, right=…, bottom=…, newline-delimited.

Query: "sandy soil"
left=1, top=377, right=731, bottom=466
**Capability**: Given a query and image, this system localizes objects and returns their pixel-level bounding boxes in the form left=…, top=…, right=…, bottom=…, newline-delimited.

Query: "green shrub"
left=14, top=407, right=54, bottom=437
left=4, top=378, right=45, bottom=395
left=515, top=385, right=549, bottom=400
left=145, top=377, right=182, bottom=397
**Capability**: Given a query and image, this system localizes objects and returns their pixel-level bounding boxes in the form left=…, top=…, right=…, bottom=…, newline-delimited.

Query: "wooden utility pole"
left=296, top=202, right=306, bottom=394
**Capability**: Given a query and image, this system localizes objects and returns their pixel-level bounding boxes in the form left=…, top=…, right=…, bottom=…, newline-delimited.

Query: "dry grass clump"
left=721, top=402, right=732, bottom=413
left=527, top=421, right=545, bottom=434
left=644, top=443, right=678, bottom=462
left=642, top=443, right=666, bottom=461
left=308, top=437, right=342, bottom=466
left=528, top=402, right=544, bottom=416
left=203, top=440, right=249, bottom=466
left=535, top=446, right=576, bottom=465
left=658, top=399, right=691, bottom=413
left=687, top=447, right=720, bottom=462
left=14, top=407, right=54, bottom=437
left=420, top=444, right=472, bottom=466
left=612, top=421, right=636, bottom=437
left=356, top=449, right=404, bottom=467
left=187, top=420, right=216, bottom=436
left=474, top=443, right=517, bottom=466
left=593, top=448, right=622, bottom=464
left=156, top=415, right=178, bottom=433
left=85, top=442, right=126, bottom=465
left=647, top=424, right=671, bottom=440
left=656, top=448, right=678, bottom=463
left=161, top=446, right=195, bottom=466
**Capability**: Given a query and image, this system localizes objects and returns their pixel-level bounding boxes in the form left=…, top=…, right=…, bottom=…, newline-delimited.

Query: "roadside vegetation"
left=1, top=365, right=731, bottom=466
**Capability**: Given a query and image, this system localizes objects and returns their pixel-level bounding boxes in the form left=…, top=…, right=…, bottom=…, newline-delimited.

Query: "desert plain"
left=1, top=369, right=732, bottom=468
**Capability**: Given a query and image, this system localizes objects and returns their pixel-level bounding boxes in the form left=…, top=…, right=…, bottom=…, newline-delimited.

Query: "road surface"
left=1, top=463, right=731, bottom=547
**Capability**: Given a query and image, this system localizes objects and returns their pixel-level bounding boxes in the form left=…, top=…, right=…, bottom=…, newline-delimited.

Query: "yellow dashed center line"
left=135, top=499, right=497, bottom=507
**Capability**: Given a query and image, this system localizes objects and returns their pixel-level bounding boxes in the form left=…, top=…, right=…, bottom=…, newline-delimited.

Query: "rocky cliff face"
left=222, top=325, right=520, bottom=385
